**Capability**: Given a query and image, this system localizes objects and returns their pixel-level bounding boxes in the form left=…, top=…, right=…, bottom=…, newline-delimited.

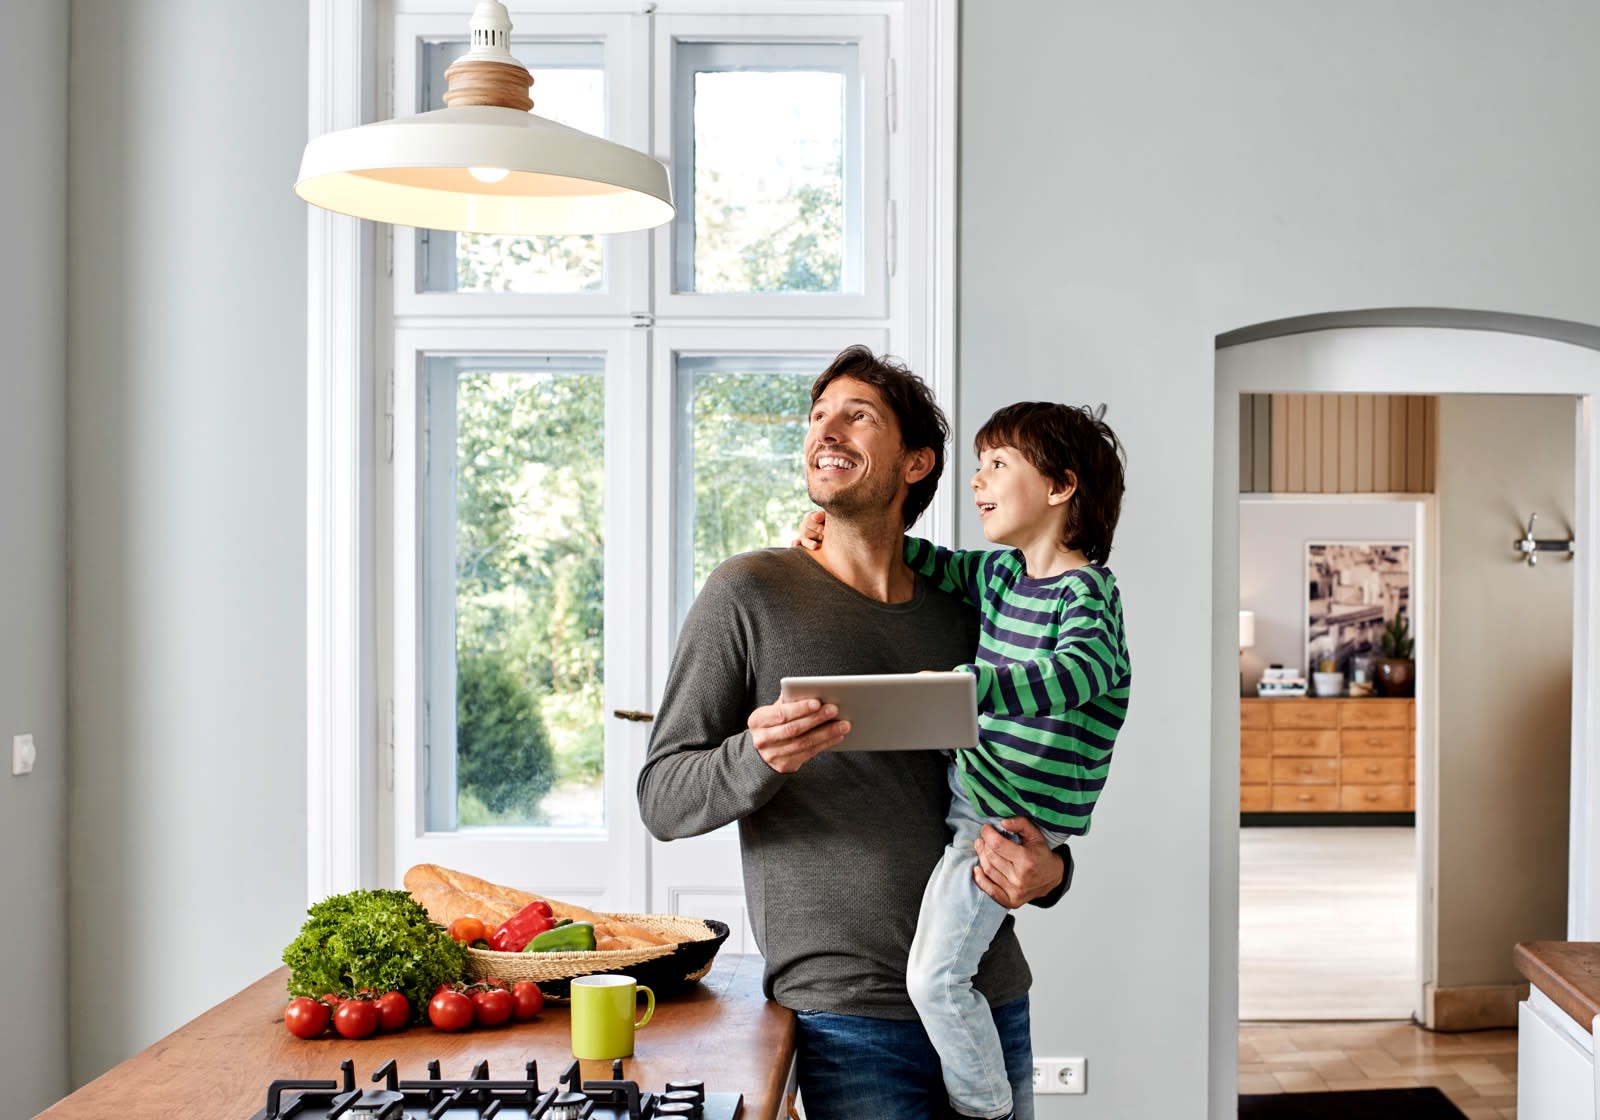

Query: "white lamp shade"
left=1239, top=610, right=1256, bottom=649
left=295, top=106, right=674, bottom=235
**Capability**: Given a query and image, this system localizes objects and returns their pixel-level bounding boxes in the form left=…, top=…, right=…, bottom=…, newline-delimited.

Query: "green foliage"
left=694, top=166, right=844, bottom=293
left=456, top=646, right=556, bottom=814
left=686, top=371, right=815, bottom=593
left=282, top=889, right=466, bottom=1021
left=445, top=361, right=812, bottom=821
left=1381, top=609, right=1414, bottom=660
left=456, top=232, right=602, bottom=294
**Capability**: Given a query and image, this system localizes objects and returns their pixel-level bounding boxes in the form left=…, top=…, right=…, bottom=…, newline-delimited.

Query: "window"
left=354, top=2, right=954, bottom=917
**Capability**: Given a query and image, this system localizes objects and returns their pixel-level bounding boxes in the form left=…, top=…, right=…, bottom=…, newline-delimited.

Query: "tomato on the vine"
left=284, top=996, right=331, bottom=1039
left=333, top=998, right=379, bottom=1040
left=374, top=990, right=410, bottom=1031
left=429, top=989, right=474, bottom=1032
left=471, top=986, right=513, bottom=1028
left=510, top=981, right=544, bottom=1021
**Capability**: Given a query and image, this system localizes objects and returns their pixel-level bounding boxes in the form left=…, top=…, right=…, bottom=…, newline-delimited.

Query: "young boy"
left=800, top=401, right=1131, bottom=1120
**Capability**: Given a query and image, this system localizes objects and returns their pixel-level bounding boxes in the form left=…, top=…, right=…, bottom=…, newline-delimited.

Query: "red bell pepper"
left=488, top=899, right=555, bottom=952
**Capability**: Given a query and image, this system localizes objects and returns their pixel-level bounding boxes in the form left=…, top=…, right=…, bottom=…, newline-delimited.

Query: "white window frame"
left=389, top=326, right=651, bottom=905
left=653, top=15, right=888, bottom=319
left=306, top=0, right=957, bottom=900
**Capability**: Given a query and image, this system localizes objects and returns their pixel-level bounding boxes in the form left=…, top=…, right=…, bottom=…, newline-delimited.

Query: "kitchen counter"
left=1516, top=941, right=1600, bottom=1030
left=1513, top=940, right=1600, bottom=1120
left=36, top=952, right=793, bottom=1120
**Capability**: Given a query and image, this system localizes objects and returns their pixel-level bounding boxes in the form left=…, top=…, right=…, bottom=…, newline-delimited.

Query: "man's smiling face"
left=804, top=376, right=917, bottom=521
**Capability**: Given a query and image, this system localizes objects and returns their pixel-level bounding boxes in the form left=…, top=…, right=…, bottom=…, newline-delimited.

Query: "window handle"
left=613, top=709, right=655, bottom=723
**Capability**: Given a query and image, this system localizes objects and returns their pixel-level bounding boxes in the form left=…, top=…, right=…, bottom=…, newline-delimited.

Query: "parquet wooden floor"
left=1239, top=1020, right=1518, bottom=1119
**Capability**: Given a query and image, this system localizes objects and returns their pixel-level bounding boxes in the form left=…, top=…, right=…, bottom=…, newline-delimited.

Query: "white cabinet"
left=1518, top=988, right=1597, bottom=1120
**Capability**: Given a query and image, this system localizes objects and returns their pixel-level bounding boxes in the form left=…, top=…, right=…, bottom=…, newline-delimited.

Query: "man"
left=637, top=346, right=1069, bottom=1120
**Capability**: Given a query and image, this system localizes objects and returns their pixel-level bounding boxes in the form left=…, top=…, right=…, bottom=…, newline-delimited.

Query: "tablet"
left=778, top=671, right=979, bottom=752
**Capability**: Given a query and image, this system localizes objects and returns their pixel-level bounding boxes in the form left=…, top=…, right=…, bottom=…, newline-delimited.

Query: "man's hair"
left=810, top=346, right=949, bottom=530
left=974, top=401, right=1126, bottom=564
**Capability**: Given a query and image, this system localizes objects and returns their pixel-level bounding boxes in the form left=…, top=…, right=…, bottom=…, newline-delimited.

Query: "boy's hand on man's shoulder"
left=792, top=509, right=826, bottom=552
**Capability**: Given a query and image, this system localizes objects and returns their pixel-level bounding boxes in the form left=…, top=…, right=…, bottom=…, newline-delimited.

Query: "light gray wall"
left=1239, top=500, right=1419, bottom=692
left=1, top=1, right=69, bottom=1114
left=962, top=2, right=1600, bottom=1115
left=66, top=0, right=309, bottom=1087
left=1435, top=396, right=1572, bottom=986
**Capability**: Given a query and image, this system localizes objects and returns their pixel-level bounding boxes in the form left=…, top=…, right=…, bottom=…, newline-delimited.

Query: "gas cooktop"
left=246, top=1056, right=741, bottom=1120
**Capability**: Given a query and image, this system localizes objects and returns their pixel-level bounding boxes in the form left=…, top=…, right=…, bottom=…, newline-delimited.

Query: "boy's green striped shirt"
left=906, top=537, right=1131, bottom=835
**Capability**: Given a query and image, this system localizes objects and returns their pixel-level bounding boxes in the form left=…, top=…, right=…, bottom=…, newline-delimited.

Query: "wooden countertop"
left=37, top=953, right=793, bottom=1120
left=1514, top=940, right=1600, bottom=1029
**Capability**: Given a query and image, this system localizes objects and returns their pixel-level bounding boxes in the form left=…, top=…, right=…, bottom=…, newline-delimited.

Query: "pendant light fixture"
left=295, top=1, right=673, bottom=234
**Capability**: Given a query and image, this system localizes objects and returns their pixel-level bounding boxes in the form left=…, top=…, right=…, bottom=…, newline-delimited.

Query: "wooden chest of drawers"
left=1240, top=698, right=1414, bottom=813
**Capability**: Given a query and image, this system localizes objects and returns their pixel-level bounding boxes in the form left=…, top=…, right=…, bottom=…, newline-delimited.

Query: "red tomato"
left=472, top=987, right=513, bottom=1028
left=284, top=996, right=331, bottom=1039
left=448, top=916, right=488, bottom=945
left=374, top=990, right=410, bottom=1031
left=320, top=992, right=345, bottom=1007
left=333, top=998, right=379, bottom=1040
left=429, top=989, right=474, bottom=1032
left=510, top=981, right=544, bottom=1022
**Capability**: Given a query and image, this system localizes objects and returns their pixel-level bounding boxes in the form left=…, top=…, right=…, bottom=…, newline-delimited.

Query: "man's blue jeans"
left=792, top=995, right=1033, bottom=1120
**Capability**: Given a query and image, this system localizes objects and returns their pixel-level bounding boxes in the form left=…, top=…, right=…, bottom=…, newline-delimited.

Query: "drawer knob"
left=1366, top=765, right=1381, bottom=775
left=1298, top=793, right=1313, bottom=801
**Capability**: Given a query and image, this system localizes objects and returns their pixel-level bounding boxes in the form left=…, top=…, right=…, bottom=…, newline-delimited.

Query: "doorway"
left=1208, top=313, right=1600, bottom=1118
left=1237, top=485, right=1424, bottom=1022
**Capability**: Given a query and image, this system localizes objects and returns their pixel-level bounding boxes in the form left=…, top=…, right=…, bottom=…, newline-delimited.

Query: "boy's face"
left=971, top=443, right=1075, bottom=548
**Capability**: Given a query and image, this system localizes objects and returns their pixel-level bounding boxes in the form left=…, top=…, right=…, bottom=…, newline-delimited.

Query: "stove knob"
left=664, top=1080, right=704, bottom=1102
left=655, top=1104, right=697, bottom=1117
left=661, top=1089, right=703, bottom=1113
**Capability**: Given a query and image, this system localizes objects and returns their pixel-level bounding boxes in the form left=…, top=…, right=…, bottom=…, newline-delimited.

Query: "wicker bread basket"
left=463, top=913, right=730, bottom=998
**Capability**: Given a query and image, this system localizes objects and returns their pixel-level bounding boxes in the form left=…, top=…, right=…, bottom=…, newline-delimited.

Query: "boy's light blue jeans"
left=906, top=764, right=1067, bottom=1120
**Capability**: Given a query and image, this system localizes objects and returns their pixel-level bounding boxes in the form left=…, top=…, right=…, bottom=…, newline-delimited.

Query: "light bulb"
left=468, top=166, right=511, bottom=184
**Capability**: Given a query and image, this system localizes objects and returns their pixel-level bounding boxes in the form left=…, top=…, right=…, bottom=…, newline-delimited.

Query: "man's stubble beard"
left=807, top=468, right=904, bottom=524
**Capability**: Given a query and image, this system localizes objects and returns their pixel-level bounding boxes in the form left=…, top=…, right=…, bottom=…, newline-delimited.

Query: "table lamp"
left=1239, top=610, right=1256, bottom=695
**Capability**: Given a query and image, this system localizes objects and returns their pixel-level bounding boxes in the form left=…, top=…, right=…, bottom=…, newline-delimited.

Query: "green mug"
left=570, top=974, right=655, bottom=1059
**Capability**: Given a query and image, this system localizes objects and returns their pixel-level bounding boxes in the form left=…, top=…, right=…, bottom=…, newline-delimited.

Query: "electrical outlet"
left=1034, top=1056, right=1087, bottom=1095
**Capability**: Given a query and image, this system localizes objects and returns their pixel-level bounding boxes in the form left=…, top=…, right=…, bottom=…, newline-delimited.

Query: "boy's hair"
left=811, top=346, right=949, bottom=530
left=974, top=401, right=1126, bottom=564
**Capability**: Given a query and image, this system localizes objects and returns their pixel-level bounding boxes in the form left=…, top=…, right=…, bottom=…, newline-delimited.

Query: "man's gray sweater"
left=637, top=548, right=1036, bottom=1018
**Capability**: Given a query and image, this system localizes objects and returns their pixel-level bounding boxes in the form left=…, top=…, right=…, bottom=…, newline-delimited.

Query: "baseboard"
left=1241, top=812, right=1415, bottom=827
left=1421, top=981, right=1529, bottom=1030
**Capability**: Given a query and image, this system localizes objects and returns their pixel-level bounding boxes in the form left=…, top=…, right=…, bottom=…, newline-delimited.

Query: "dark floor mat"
left=1239, top=1086, right=1468, bottom=1118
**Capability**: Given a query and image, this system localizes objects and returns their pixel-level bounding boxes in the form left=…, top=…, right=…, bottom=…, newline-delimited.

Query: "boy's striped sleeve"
left=904, top=536, right=989, bottom=606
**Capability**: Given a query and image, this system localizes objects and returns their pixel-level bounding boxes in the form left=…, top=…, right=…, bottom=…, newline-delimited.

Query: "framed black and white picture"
left=1306, top=542, right=1410, bottom=678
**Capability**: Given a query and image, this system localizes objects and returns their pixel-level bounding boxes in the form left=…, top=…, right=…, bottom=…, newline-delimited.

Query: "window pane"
left=675, top=43, right=861, bottom=295
left=419, top=41, right=606, bottom=294
left=426, top=355, right=606, bottom=831
left=674, top=356, right=816, bottom=632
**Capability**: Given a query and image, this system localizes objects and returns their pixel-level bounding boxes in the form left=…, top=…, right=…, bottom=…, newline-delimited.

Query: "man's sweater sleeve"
left=636, top=564, right=791, bottom=840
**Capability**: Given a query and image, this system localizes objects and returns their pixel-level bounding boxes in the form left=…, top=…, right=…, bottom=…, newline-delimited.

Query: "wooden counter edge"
left=1513, top=940, right=1600, bottom=1031
left=35, top=953, right=794, bottom=1120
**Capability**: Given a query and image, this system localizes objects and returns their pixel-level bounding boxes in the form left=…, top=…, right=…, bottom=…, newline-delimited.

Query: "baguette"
left=403, top=863, right=674, bottom=949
